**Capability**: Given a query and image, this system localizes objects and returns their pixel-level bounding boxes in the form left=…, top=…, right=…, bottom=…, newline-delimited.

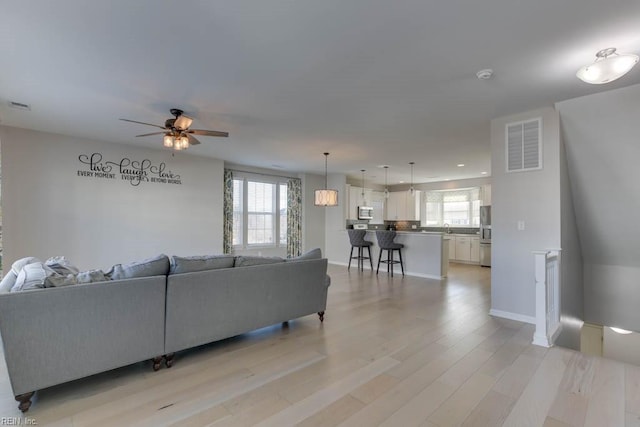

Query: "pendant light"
left=576, top=47, right=639, bottom=84
left=383, top=166, right=389, bottom=199
left=314, top=153, right=339, bottom=207
left=409, top=162, right=415, bottom=195
left=360, top=169, right=368, bottom=206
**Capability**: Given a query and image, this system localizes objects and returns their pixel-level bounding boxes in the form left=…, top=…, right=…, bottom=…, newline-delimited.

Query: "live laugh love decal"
left=77, top=153, right=182, bottom=186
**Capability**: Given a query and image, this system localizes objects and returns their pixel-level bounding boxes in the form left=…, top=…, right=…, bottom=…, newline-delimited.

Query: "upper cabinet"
left=481, top=184, right=492, bottom=206
left=386, top=191, right=420, bottom=220
left=346, top=185, right=378, bottom=220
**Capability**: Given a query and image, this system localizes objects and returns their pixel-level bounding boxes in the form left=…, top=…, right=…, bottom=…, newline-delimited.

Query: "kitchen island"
left=325, top=229, right=450, bottom=279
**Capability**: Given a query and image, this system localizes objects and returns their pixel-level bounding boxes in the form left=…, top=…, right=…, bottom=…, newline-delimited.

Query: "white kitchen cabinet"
left=447, top=237, right=455, bottom=260
left=455, top=236, right=471, bottom=261
left=348, top=186, right=376, bottom=219
left=481, top=184, right=492, bottom=206
left=385, top=191, right=420, bottom=220
left=470, top=237, right=480, bottom=262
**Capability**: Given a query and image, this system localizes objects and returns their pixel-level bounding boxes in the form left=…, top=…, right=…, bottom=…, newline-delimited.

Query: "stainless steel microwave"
left=358, top=206, right=373, bottom=220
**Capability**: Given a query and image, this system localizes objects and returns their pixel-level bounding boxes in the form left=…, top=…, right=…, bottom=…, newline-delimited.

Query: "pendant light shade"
left=314, top=153, right=339, bottom=207
left=576, top=47, right=639, bottom=84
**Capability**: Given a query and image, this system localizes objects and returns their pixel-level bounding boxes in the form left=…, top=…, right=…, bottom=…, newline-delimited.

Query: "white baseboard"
left=489, top=309, right=536, bottom=325
left=328, top=261, right=444, bottom=280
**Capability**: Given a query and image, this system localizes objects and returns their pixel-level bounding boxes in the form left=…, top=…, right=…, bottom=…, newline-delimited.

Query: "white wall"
left=555, top=133, right=584, bottom=350
left=301, top=173, right=326, bottom=254
left=324, top=173, right=348, bottom=264
left=490, top=107, right=561, bottom=322
left=0, top=126, right=224, bottom=271
left=557, top=83, right=640, bottom=332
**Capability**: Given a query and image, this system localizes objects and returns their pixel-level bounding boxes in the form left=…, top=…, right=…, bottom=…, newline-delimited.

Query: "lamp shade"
left=577, top=48, right=639, bottom=84
left=314, top=189, right=338, bottom=206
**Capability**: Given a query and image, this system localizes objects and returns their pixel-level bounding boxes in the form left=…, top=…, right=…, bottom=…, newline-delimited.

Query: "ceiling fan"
left=120, top=108, right=228, bottom=151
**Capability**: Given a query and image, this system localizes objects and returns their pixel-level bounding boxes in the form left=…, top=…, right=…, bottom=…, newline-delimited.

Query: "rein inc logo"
left=77, top=153, right=182, bottom=187
left=1, top=417, right=37, bottom=425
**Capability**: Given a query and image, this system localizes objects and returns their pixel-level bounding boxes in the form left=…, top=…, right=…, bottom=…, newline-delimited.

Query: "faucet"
left=444, top=223, right=450, bottom=234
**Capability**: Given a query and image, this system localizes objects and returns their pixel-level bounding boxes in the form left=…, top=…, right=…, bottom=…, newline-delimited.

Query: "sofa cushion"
left=287, top=248, right=322, bottom=262
left=107, top=254, right=170, bottom=280
left=234, top=256, right=285, bottom=267
left=169, top=255, right=235, bottom=274
left=45, top=256, right=80, bottom=276
left=11, top=262, right=77, bottom=292
left=76, top=269, right=108, bottom=284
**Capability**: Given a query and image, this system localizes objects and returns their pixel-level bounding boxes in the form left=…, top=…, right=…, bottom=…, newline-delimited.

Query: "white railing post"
left=532, top=249, right=562, bottom=347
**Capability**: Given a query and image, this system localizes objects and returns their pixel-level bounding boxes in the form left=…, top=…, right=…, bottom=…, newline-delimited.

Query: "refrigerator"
left=479, top=206, right=491, bottom=267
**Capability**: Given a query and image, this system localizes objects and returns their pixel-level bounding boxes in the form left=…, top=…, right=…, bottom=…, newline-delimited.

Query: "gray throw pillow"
left=234, top=256, right=285, bottom=267
left=11, top=257, right=41, bottom=276
left=287, top=248, right=322, bottom=262
left=11, top=262, right=77, bottom=291
left=77, top=269, right=108, bottom=284
left=169, top=255, right=235, bottom=274
left=107, top=254, right=170, bottom=280
left=45, top=256, right=80, bottom=276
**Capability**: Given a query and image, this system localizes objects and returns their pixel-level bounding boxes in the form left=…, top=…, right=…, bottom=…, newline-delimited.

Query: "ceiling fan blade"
left=136, top=131, right=167, bottom=137
left=188, top=129, right=229, bottom=137
left=119, top=118, right=166, bottom=130
left=187, top=134, right=201, bottom=145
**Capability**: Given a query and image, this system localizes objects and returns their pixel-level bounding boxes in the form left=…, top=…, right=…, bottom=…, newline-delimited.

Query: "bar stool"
left=347, top=229, right=373, bottom=271
left=376, top=230, right=404, bottom=276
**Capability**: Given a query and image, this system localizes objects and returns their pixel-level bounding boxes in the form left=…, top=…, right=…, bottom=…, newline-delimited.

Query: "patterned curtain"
left=287, top=178, right=302, bottom=258
left=223, top=169, right=234, bottom=254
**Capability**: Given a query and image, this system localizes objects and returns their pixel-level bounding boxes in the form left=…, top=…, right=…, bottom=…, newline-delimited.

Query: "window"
left=232, top=174, right=288, bottom=248
left=424, top=188, right=481, bottom=227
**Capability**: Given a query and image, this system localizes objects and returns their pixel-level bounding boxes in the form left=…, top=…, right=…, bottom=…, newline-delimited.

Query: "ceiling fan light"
left=577, top=48, right=639, bottom=84
left=174, top=115, right=193, bottom=130
left=163, top=134, right=174, bottom=148
left=179, top=135, right=189, bottom=149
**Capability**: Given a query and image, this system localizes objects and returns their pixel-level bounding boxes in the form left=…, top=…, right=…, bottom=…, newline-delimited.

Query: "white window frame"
left=232, top=172, right=288, bottom=250
left=422, top=187, right=481, bottom=228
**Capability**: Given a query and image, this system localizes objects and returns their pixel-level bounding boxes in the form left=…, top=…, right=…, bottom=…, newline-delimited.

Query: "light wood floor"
left=1, top=263, right=639, bottom=426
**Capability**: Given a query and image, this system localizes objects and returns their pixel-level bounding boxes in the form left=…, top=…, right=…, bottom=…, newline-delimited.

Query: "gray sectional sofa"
left=0, top=252, right=329, bottom=412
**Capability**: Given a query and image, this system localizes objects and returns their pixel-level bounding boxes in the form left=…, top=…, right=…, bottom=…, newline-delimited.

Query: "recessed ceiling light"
left=457, top=164, right=465, bottom=167
left=399, top=180, right=405, bottom=183
left=481, top=171, right=487, bottom=175
left=444, top=179, right=451, bottom=181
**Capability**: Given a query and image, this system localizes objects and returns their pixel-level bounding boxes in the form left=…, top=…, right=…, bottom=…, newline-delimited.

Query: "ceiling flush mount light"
left=576, top=47, right=639, bottom=84
left=409, top=162, right=415, bottom=195
left=476, top=69, right=493, bottom=80
left=383, top=166, right=390, bottom=199
left=314, top=153, right=339, bottom=207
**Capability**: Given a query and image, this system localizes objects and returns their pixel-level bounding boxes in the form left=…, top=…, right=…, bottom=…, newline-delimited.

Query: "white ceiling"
left=1, top=0, right=640, bottom=185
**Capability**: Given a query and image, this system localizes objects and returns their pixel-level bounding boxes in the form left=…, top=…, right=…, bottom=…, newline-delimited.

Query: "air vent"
left=506, top=118, right=542, bottom=172
left=8, top=101, right=31, bottom=111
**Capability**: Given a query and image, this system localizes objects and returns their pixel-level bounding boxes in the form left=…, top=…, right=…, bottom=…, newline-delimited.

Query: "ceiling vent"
left=8, top=101, right=31, bottom=111
left=506, top=118, right=542, bottom=172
